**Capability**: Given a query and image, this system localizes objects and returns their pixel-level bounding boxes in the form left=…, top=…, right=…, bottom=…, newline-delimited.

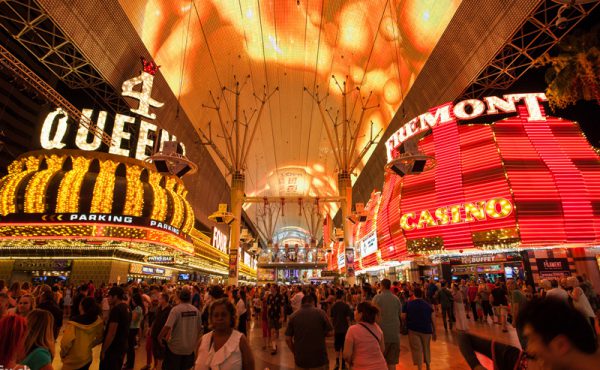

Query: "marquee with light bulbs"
left=0, top=150, right=195, bottom=255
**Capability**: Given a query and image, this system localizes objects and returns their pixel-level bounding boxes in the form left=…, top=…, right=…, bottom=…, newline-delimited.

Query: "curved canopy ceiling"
left=120, top=0, right=461, bottom=241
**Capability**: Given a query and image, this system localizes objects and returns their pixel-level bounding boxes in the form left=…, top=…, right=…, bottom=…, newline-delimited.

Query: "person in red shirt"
left=467, top=281, right=479, bottom=321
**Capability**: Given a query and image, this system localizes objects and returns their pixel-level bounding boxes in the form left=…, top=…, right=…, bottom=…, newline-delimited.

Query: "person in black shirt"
left=100, top=286, right=131, bottom=370
left=330, top=290, right=353, bottom=370
left=149, top=292, right=172, bottom=370
left=491, top=282, right=509, bottom=332
left=266, top=284, right=284, bottom=354
left=70, top=284, right=89, bottom=320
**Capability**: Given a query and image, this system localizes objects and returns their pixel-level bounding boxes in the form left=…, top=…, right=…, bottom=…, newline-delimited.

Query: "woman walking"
left=343, top=301, right=387, bottom=370
left=195, top=298, right=255, bottom=370
left=452, top=284, right=469, bottom=331
left=124, top=293, right=145, bottom=370
left=0, top=314, right=27, bottom=368
left=19, top=309, right=55, bottom=370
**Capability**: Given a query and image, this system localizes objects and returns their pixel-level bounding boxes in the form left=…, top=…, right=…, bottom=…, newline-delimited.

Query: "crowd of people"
left=0, top=274, right=598, bottom=370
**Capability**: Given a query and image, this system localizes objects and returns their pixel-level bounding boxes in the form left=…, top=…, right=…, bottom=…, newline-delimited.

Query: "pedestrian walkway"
left=52, top=313, right=520, bottom=370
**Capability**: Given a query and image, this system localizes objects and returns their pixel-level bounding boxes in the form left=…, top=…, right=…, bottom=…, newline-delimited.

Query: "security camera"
left=208, top=203, right=235, bottom=225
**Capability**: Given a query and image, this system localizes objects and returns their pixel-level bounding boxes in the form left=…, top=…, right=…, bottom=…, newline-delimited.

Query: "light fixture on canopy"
left=384, top=138, right=435, bottom=177
left=145, top=141, right=198, bottom=178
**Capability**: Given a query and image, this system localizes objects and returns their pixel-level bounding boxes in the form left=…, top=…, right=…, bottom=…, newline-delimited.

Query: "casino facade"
left=0, top=149, right=257, bottom=284
left=328, top=93, right=600, bottom=288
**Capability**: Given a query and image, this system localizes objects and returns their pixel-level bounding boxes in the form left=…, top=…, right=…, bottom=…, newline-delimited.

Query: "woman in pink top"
left=343, top=301, right=387, bottom=370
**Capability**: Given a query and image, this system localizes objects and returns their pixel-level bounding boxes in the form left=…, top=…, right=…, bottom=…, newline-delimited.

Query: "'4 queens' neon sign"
left=385, top=93, right=548, bottom=162
left=40, top=59, right=185, bottom=161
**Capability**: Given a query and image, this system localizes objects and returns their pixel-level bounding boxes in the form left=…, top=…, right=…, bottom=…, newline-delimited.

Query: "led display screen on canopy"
left=120, top=0, right=461, bottom=232
left=373, top=93, right=600, bottom=263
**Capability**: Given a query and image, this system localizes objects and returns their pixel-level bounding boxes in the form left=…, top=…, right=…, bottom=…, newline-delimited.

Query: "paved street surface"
left=52, top=312, right=520, bottom=369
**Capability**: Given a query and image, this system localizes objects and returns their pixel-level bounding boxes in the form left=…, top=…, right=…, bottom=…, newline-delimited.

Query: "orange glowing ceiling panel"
left=120, top=0, right=461, bottom=232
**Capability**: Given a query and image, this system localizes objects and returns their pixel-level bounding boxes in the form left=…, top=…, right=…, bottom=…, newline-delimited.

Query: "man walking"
left=491, top=280, right=509, bottom=332
left=285, top=294, right=333, bottom=370
left=149, top=292, right=172, bottom=370
left=373, top=279, right=402, bottom=370
left=266, top=284, right=284, bottom=354
left=290, top=286, right=304, bottom=313
left=330, top=289, right=353, bottom=370
left=159, top=287, right=203, bottom=370
left=435, top=281, right=454, bottom=331
left=100, top=287, right=130, bottom=370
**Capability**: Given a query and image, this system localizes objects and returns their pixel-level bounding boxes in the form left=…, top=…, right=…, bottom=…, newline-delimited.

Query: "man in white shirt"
left=546, top=279, right=569, bottom=302
left=158, top=288, right=203, bottom=370
left=290, top=286, right=304, bottom=312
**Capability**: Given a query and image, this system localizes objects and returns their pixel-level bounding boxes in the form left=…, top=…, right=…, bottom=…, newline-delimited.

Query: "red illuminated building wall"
left=375, top=104, right=600, bottom=260
left=328, top=97, right=600, bottom=272
left=354, top=191, right=381, bottom=269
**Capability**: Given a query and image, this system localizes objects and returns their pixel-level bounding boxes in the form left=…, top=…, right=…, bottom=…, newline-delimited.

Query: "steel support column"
left=338, top=171, right=355, bottom=285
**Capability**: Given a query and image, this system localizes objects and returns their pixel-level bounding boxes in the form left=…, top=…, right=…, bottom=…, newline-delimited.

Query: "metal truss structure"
left=0, top=43, right=112, bottom=145
left=0, top=0, right=130, bottom=113
left=461, top=0, right=599, bottom=99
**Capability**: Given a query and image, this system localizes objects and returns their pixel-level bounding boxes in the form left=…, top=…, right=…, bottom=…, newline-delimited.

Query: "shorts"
left=268, top=318, right=281, bottom=330
left=383, top=341, right=401, bottom=365
left=408, top=331, right=431, bottom=366
left=152, top=338, right=166, bottom=360
left=163, top=347, right=195, bottom=370
left=334, top=332, right=346, bottom=351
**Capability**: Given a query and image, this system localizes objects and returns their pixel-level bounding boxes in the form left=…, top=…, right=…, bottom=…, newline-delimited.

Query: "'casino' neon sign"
left=400, top=197, right=513, bottom=231
left=385, top=93, right=547, bottom=162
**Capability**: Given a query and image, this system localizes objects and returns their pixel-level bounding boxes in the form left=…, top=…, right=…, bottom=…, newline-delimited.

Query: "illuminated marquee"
left=400, top=197, right=513, bottom=231
left=40, top=63, right=185, bottom=161
left=384, top=93, right=547, bottom=162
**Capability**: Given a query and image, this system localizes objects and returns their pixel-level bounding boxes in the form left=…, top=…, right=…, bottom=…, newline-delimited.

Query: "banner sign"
left=228, top=250, right=238, bottom=278
left=337, top=252, right=346, bottom=268
left=0, top=213, right=182, bottom=236
left=13, top=259, right=71, bottom=271
left=359, top=231, right=378, bottom=257
left=345, top=248, right=355, bottom=277
left=147, top=256, right=175, bottom=264
left=536, top=258, right=571, bottom=279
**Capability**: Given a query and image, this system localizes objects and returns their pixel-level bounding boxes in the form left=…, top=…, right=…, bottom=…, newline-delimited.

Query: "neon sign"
left=40, top=63, right=185, bottom=161
left=385, top=93, right=547, bottom=162
left=400, top=197, right=513, bottom=231
left=212, top=227, right=228, bottom=254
